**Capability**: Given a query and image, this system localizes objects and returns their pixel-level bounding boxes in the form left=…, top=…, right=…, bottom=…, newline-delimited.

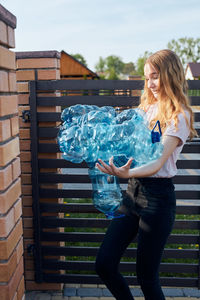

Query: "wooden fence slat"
left=37, top=95, right=140, bottom=107
left=36, top=79, right=145, bottom=90
left=42, top=273, right=198, bottom=287
left=40, top=202, right=200, bottom=215
left=41, top=231, right=199, bottom=244
left=38, top=173, right=200, bottom=184
left=41, top=245, right=198, bottom=259
left=42, top=259, right=198, bottom=273
left=36, top=111, right=200, bottom=122
left=41, top=216, right=200, bottom=230
left=36, top=95, right=200, bottom=107
left=38, top=142, right=200, bottom=154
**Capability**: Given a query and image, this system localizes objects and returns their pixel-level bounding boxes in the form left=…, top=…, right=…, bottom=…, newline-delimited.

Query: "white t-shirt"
left=145, top=103, right=190, bottom=178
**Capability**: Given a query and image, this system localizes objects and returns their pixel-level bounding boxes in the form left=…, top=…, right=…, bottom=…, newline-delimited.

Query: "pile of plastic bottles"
left=58, top=104, right=163, bottom=218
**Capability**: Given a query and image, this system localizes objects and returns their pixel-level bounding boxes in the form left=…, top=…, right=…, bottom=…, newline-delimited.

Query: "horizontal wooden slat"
left=37, top=111, right=200, bottom=122
left=38, top=141, right=200, bottom=154
left=38, top=158, right=200, bottom=170
left=42, top=273, right=198, bottom=287
left=38, top=112, right=61, bottom=122
left=38, top=125, right=200, bottom=139
left=39, top=158, right=87, bottom=168
left=194, top=112, right=200, bottom=122
left=36, top=79, right=145, bottom=91
left=38, top=127, right=59, bottom=138
left=40, top=188, right=92, bottom=198
left=39, top=173, right=91, bottom=183
left=40, top=202, right=200, bottom=215
left=35, top=95, right=200, bottom=107
left=41, top=231, right=199, bottom=244
left=39, top=187, right=200, bottom=199
left=175, top=190, right=200, bottom=199
left=188, top=80, right=200, bottom=89
left=37, top=95, right=140, bottom=107
left=41, top=216, right=200, bottom=230
left=176, top=159, right=200, bottom=169
left=42, top=259, right=198, bottom=273
left=39, top=173, right=200, bottom=185
left=41, top=245, right=198, bottom=259
left=173, top=175, right=200, bottom=184
left=190, top=96, right=200, bottom=105
left=34, top=79, right=200, bottom=91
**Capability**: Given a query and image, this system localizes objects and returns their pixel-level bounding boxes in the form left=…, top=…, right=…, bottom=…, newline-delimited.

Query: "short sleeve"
left=164, top=111, right=190, bottom=146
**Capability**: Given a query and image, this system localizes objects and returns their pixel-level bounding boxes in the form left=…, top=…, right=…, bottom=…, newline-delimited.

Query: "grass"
left=61, top=198, right=200, bottom=278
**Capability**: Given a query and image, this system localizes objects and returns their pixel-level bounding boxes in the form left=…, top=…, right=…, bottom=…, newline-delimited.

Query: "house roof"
left=60, top=50, right=99, bottom=79
left=187, top=62, right=200, bottom=78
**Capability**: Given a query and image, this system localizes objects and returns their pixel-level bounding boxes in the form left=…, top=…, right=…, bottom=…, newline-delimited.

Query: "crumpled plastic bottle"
left=58, top=104, right=163, bottom=218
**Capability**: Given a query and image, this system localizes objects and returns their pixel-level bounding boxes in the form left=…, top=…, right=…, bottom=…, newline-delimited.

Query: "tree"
left=95, top=55, right=125, bottom=79
left=121, top=62, right=136, bottom=75
left=95, top=56, right=106, bottom=73
left=167, top=37, right=200, bottom=68
left=71, top=53, right=87, bottom=66
left=135, top=51, right=152, bottom=76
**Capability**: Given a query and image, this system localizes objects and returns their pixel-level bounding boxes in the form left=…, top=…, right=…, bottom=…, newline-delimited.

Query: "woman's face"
left=144, top=63, right=159, bottom=99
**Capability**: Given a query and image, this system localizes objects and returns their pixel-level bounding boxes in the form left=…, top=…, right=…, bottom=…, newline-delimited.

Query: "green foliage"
left=122, top=62, right=136, bottom=75
left=95, top=56, right=106, bottom=73
left=95, top=55, right=136, bottom=79
left=71, top=53, right=88, bottom=66
left=135, top=51, right=153, bottom=77
left=167, top=37, right=200, bottom=68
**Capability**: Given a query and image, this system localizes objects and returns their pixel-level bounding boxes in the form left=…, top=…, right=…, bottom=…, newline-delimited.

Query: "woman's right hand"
left=96, top=156, right=134, bottom=178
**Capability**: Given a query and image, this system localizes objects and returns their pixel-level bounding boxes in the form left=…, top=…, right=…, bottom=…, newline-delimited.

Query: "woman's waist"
left=134, top=177, right=174, bottom=185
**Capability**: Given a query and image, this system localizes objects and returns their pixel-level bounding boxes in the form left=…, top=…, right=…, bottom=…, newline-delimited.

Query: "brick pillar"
left=0, top=4, right=25, bottom=300
left=16, top=51, right=63, bottom=291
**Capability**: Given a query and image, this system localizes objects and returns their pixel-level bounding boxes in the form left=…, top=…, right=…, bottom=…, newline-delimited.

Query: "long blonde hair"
left=139, top=49, right=197, bottom=139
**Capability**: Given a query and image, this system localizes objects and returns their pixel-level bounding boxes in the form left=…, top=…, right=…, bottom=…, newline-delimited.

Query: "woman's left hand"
left=96, top=156, right=134, bottom=178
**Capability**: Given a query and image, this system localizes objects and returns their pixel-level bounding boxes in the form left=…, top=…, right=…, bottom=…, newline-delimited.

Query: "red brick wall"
left=16, top=50, right=63, bottom=291
left=0, top=4, right=25, bottom=300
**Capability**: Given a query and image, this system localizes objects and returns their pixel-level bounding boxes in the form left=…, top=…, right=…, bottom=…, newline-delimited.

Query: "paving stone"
left=51, top=296, right=64, bottom=300
left=183, top=288, right=200, bottom=297
left=81, top=298, right=99, bottom=300
left=130, top=287, right=143, bottom=296
left=98, top=284, right=106, bottom=288
left=175, top=298, right=200, bottom=300
left=25, top=292, right=38, bottom=300
left=163, top=288, right=184, bottom=296
left=80, top=284, right=98, bottom=288
left=102, top=288, right=112, bottom=297
left=34, top=293, right=51, bottom=300
left=63, top=287, right=76, bottom=297
left=99, top=297, right=115, bottom=300
left=67, top=297, right=81, bottom=300
left=64, top=284, right=81, bottom=288
left=77, top=287, right=102, bottom=297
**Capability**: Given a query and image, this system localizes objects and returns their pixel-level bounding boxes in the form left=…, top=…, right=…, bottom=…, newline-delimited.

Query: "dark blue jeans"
left=95, top=177, right=176, bottom=300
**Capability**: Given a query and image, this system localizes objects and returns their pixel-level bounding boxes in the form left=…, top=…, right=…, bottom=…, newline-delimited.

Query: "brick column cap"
left=16, top=50, right=61, bottom=59
left=0, top=4, right=16, bottom=29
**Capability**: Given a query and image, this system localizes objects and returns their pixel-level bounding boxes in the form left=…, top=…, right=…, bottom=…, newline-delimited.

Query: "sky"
left=2, top=0, right=200, bottom=70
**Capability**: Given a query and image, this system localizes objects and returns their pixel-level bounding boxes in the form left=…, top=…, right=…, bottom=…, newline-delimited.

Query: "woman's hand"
left=96, top=156, right=134, bottom=178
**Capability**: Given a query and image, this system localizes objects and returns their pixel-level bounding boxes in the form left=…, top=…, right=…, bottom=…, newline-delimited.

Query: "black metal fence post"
left=29, top=80, right=43, bottom=282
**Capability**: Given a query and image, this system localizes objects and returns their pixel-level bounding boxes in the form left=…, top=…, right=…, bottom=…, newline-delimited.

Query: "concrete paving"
left=25, top=285, right=200, bottom=299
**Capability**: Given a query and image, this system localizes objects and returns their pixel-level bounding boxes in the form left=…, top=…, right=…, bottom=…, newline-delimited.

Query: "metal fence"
left=29, top=79, right=200, bottom=287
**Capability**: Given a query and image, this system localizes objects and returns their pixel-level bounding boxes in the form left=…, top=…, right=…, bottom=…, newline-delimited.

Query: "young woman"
left=95, top=49, right=197, bottom=300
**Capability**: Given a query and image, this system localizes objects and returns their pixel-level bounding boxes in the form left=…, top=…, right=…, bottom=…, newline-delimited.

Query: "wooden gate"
left=29, top=79, right=200, bottom=287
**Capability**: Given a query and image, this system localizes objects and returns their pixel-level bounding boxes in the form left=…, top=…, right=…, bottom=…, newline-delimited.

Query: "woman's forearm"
left=129, top=159, right=162, bottom=178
